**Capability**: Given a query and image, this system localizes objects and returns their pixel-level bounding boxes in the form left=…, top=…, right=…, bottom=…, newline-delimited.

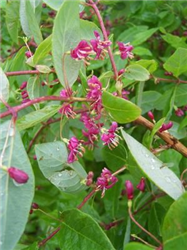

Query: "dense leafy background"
left=0, top=0, right=187, bottom=250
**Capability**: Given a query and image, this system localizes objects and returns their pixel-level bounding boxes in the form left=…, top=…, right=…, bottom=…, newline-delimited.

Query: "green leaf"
left=179, top=116, right=187, bottom=130
left=33, top=35, right=52, bottom=65
left=117, top=26, right=148, bottom=44
left=0, top=67, right=9, bottom=103
left=35, top=65, right=51, bottom=73
left=43, top=0, right=64, bottom=10
left=0, top=120, right=34, bottom=250
left=124, top=242, right=154, bottom=250
left=80, top=20, right=102, bottom=40
left=59, top=209, right=115, bottom=249
left=124, top=65, right=150, bottom=81
left=131, top=91, right=162, bottom=114
left=148, top=117, right=165, bottom=148
left=132, top=28, right=158, bottom=46
left=162, top=192, right=187, bottom=250
left=134, top=60, right=158, bottom=74
left=52, top=0, right=81, bottom=87
left=133, top=47, right=152, bottom=56
left=162, top=33, right=187, bottom=49
left=102, top=91, right=141, bottom=123
left=20, top=0, right=43, bottom=44
left=26, top=77, right=41, bottom=110
left=35, top=141, right=87, bottom=193
left=17, top=105, right=61, bottom=131
left=121, top=130, right=184, bottom=200
left=163, top=48, right=187, bottom=77
left=5, top=0, right=20, bottom=43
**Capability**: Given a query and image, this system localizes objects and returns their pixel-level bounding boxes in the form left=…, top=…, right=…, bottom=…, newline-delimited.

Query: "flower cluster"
left=101, top=122, right=121, bottom=149
left=67, top=137, right=84, bottom=163
left=81, top=111, right=103, bottom=149
left=117, top=41, right=134, bottom=60
left=59, top=89, right=75, bottom=118
left=96, top=168, right=118, bottom=197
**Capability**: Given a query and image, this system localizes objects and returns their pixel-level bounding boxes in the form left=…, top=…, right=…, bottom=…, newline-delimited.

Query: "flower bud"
left=25, top=51, right=32, bottom=58
left=32, top=203, right=39, bottom=209
left=175, top=108, right=184, bottom=117
left=125, top=180, right=134, bottom=200
left=137, top=177, right=145, bottom=192
left=20, top=81, right=27, bottom=90
left=118, top=69, right=125, bottom=76
left=159, top=121, right=173, bottom=132
left=8, top=167, right=29, bottom=184
left=147, top=111, right=154, bottom=121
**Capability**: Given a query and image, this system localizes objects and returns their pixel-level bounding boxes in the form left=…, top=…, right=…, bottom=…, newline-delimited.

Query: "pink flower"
left=25, top=51, right=32, bottom=58
left=117, top=41, right=134, bottom=60
left=101, top=122, right=120, bottom=149
left=21, top=91, right=28, bottom=99
left=113, top=89, right=130, bottom=100
left=96, top=168, right=118, bottom=197
left=90, top=31, right=112, bottom=59
left=137, top=177, right=145, bottom=192
left=125, top=180, right=134, bottom=200
left=8, top=167, right=29, bottom=184
left=118, top=69, right=125, bottom=76
left=60, top=88, right=73, bottom=98
left=71, top=40, right=93, bottom=60
left=159, top=121, right=173, bottom=133
left=67, top=137, right=84, bottom=163
left=175, top=108, right=184, bottom=117
left=59, top=103, right=76, bottom=119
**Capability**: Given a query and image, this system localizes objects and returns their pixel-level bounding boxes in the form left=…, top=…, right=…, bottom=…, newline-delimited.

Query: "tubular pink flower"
left=20, top=81, right=27, bottom=90
left=125, top=180, right=134, bottom=200
left=148, top=111, right=154, bottom=121
left=137, top=177, right=145, bottom=192
left=101, top=122, right=121, bottom=149
left=117, top=41, right=134, bottom=60
left=159, top=121, right=173, bottom=132
left=67, top=137, right=84, bottom=163
left=59, top=103, right=76, bottom=118
left=175, top=108, right=184, bottom=117
left=71, top=40, right=93, bottom=60
left=8, top=167, right=29, bottom=184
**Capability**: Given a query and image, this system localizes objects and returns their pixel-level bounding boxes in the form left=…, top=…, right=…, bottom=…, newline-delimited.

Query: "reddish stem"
left=5, top=69, right=55, bottom=76
left=38, top=227, right=61, bottom=248
left=0, top=96, right=92, bottom=119
left=89, top=0, right=118, bottom=80
left=129, top=206, right=162, bottom=246
left=77, top=188, right=96, bottom=209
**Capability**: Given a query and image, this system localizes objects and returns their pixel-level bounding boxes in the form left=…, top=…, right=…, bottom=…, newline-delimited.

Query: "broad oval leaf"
left=17, top=105, right=61, bottom=131
left=102, top=91, right=141, bottom=123
left=33, top=35, right=52, bottom=65
left=80, top=20, right=102, bottom=40
left=0, top=67, right=9, bottom=103
left=162, top=192, right=187, bottom=250
left=0, top=120, right=34, bottom=250
left=124, top=242, right=154, bottom=250
left=163, top=48, right=187, bottom=77
left=52, top=0, right=81, bottom=87
left=35, top=141, right=87, bottom=193
left=122, top=130, right=184, bottom=200
left=59, top=209, right=115, bottom=250
left=124, top=65, right=150, bottom=81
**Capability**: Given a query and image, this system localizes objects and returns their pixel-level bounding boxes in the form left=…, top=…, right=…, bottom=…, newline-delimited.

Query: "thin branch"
left=0, top=96, right=92, bottom=119
left=152, top=76, right=187, bottom=84
left=89, top=0, right=118, bottom=80
left=77, top=188, right=97, bottom=209
left=135, top=116, right=187, bottom=158
left=5, top=69, right=55, bottom=77
left=38, top=227, right=61, bottom=248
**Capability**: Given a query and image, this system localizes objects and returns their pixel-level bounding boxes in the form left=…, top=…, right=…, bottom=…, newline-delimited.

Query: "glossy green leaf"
left=163, top=48, right=187, bottom=77
left=5, top=0, right=20, bottom=43
left=133, top=47, right=152, bottom=56
left=52, top=0, right=81, bottom=87
left=117, top=26, right=148, bottom=44
left=162, top=192, right=187, bottom=250
left=17, top=105, right=61, bottom=131
left=33, top=35, right=52, bottom=65
left=124, top=242, right=154, bottom=250
left=132, top=28, right=158, bottom=46
left=122, top=130, right=184, bottom=200
left=0, top=120, right=34, bottom=250
left=26, top=77, right=41, bottom=110
left=162, top=33, right=187, bottom=49
left=35, top=141, right=87, bottom=193
left=135, top=59, right=158, bottom=73
left=124, top=65, right=150, bottom=81
left=0, top=67, right=9, bottom=103
left=20, top=0, right=43, bottom=44
left=59, top=209, right=115, bottom=249
left=102, top=91, right=141, bottom=123
left=179, top=116, right=187, bottom=130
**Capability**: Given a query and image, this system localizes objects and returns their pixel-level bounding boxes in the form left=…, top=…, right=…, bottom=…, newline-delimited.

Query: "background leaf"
left=0, top=67, right=9, bottom=103
left=0, top=120, right=34, bottom=250
left=52, top=0, right=81, bottom=87
left=102, top=91, right=141, bottom=123
left=59, top=209, right=115, bottom=250
left=122, top=130, right=184, bottom=200
left=124, top=65, right=150, bottom=81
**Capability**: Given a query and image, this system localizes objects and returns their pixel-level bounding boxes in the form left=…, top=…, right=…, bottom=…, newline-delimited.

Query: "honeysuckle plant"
left=1, top=0, right=187, bottom=250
